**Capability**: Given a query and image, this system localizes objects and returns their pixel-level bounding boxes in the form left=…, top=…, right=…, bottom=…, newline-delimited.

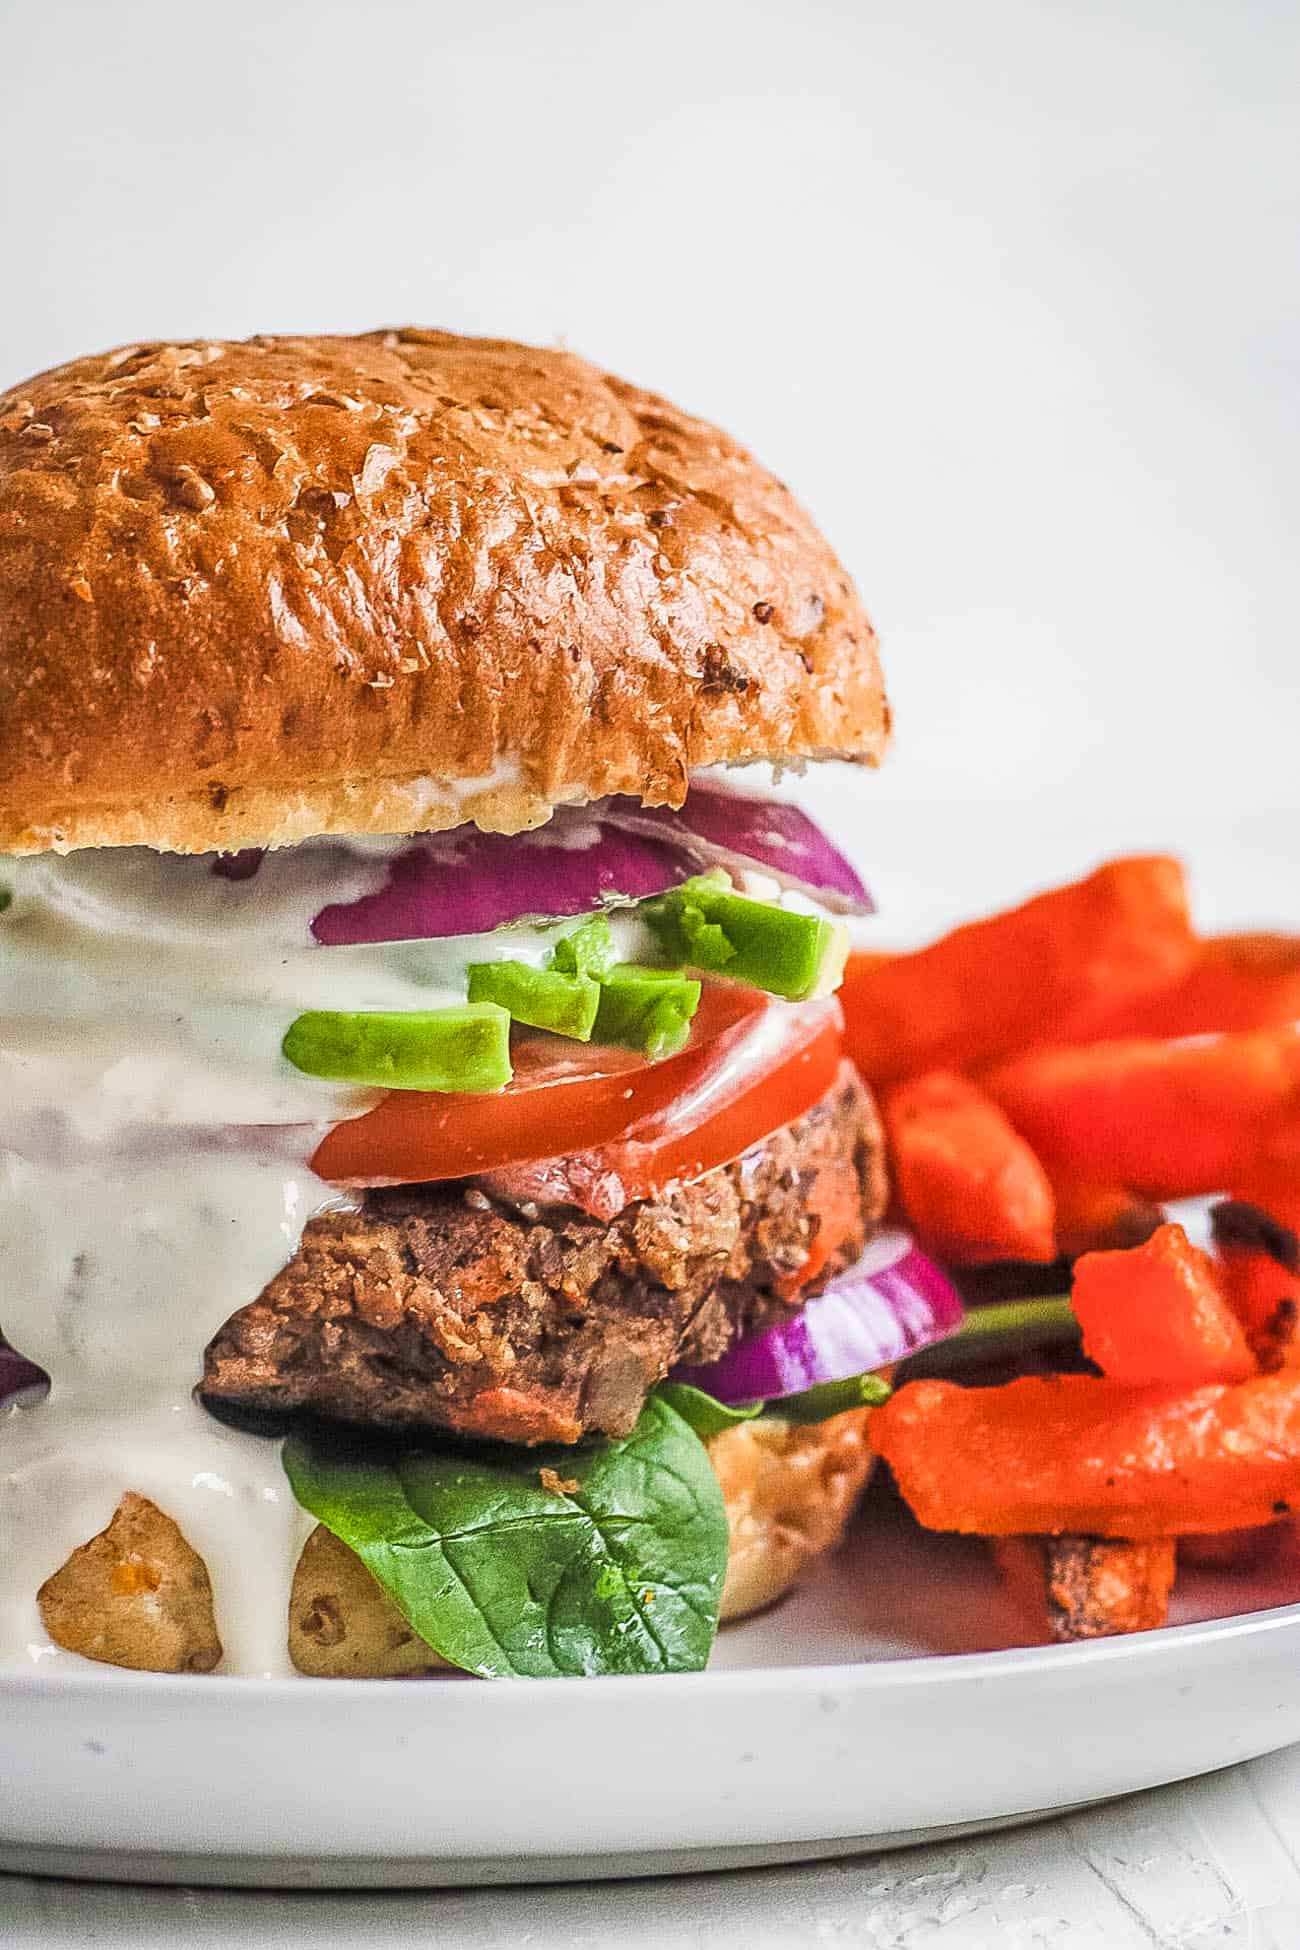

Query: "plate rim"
left=5, top=1593, right=1298, bottom=1707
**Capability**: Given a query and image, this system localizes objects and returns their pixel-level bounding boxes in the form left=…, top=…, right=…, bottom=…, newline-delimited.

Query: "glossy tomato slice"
left=311, top=986, right=843, bottom=1195
left=575, top=998, right=844, bottom=1210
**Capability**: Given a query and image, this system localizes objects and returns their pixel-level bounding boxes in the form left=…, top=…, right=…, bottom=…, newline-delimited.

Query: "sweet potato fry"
left=1071, top=1223, right=1256, bottom=1386
left=840, top=856, right=1196, bottom=1083
left=882, top=1071, right=1056, bottom=1265
left=1050, top=1176, right=1163, bottom=1258
left=875, top=1372, right=1300, bottom=1537
left=994, top=1534, right=1176, bottom=1641
left=982, top=1026, right=1300, bottom=1198
left=1082, top=933, right=1300, bottom=1040
left=1226, top=1172, right=1300, bottom=1238
left=1178, top=1525, right=1285, bottom=1574
left=1212, top=1197, right=1300, bottom=1274
left=1222, top=1263, right=1300, bottom=1368
left=1207, top=1202, right=1300, bottom=1369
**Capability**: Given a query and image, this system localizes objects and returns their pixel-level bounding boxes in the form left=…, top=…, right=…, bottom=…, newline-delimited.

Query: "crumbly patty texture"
left=202, top=1063, right=885, bottom=1445
left=0, top=331, right=888, bottom=855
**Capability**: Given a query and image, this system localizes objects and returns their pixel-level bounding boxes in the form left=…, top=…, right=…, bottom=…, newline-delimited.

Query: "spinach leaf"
left=655, top=1381, right=762, bottom=1439
left=282, top=1395, right=728, bottom=1678
left=658, top=1375, right=891, bottom=1434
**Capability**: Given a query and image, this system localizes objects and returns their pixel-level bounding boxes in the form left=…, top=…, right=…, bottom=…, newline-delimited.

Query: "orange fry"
left=1050, top=1175, right=1163, bottom=1258
left=982, top=1026, right=1300, bottom=1199
left=841, top=856, right=1195, bottom=1083
left=1178, top=1526, right=1285, bottom=1574
left=875, top=1371, right=1300, bottom=1537
left=1205, top=1203, right=1300, bottom=1369
left=1227, top=1170, right=1300, bottom=1238
left=1083, top=933, right=1300, bottom=1040
left=1071, top=1224, right=1256, bottom=1387
left=882, top=1071, right=1056, bottom=1265
left=994, top=1534, right=1176, bottom=1641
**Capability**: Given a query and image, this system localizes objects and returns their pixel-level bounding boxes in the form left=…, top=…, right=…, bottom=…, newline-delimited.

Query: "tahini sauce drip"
left=0, top=838, right=566, bottom=1676
left=0, top=837, right=806, bottom=1673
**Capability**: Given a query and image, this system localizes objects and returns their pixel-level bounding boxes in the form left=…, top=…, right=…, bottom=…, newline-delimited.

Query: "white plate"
left=3, top=1486, right=1299, bottom=1887
left=5, top=811, right=1298, bottom=1888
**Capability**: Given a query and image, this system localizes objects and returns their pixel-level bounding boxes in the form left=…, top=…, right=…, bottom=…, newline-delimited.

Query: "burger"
left=0, top=330, right=952, bottom=1680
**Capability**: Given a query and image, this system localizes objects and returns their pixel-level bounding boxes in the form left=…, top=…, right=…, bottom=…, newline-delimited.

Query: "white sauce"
left=0, top=1156, right=333, bottom=1677
left=0, top=836, right=603, bottom=1676
left=434, top=756, right=522, bottom=808
left=0, top=836, right=825, bottom=1676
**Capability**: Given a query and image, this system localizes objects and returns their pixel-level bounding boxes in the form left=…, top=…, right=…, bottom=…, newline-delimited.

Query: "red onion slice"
left=0, top=1338, right=49, bottom=1408
left=311, top=821, right=695, bottom=944
left=671, top=1228, right=963, bottom=1405
left=211, top=849, right=265, bottom=881
left=599, top=781, right=874, bottom=914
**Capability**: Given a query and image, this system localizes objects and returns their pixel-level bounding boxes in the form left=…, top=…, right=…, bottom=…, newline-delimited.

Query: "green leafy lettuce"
left=282, top=1394, right=729, bottom=1678
left=655, top=1381, right=763, bottom=1439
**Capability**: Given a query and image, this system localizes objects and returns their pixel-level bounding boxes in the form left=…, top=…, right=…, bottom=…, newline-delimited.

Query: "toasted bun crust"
left=708, top=1406, right=879, bottom=1622
left=0, top=331, right=888, bottom=855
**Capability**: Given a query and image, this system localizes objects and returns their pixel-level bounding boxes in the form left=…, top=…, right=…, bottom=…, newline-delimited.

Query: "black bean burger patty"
left=202, top=1061, right=885, bottom=1446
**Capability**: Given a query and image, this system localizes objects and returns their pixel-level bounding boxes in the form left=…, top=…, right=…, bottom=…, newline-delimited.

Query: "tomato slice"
left=577, top=999, right=843, bottom=1210
left=311, top=986, right=844, bottom=1199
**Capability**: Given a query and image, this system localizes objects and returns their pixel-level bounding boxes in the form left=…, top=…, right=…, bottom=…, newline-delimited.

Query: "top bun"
left=0, top=330, right=888, bottom=854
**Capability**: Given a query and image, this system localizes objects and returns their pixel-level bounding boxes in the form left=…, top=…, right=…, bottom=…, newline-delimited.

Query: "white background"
left=2, top=0, right=1297, bottom=839
left=3, top=2, right=1300, bottom=1940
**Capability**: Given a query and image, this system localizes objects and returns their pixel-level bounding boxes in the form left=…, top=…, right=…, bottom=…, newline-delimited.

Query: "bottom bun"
left=288, top=1405, right=880, bottom=1677
left=709, top=1405, right=879, bottom=1623
left=34, top=1407, right=881, bottom=1676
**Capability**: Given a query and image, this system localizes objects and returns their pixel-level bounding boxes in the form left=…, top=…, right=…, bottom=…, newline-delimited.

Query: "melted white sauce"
left=0, top=836, right=818, bottom=1676
left=0, top=1156, right=334, bottom=1676
left=0, top=836, right=592, bottom=1676
left=433, top=756, right=523, bottom=808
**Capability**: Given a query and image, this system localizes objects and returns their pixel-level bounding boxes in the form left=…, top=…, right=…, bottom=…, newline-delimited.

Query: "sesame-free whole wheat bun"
left=0, top=330, right=889, bottom=856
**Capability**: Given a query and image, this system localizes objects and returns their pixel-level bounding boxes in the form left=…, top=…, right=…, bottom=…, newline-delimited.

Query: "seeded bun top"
left=0, top=329, right=889, bottom=854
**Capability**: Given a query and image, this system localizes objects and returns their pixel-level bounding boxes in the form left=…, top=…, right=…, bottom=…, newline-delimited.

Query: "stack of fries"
left=842, top=857, right=1300, bottom=1641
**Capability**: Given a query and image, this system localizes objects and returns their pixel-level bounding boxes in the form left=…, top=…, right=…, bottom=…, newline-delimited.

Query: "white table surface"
left=4, top=1746, right=1299, bottom=1947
